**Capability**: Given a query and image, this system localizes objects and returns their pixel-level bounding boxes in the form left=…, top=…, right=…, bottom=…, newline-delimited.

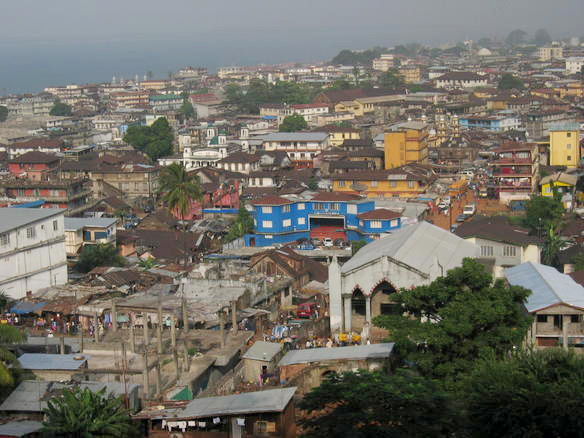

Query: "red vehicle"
left=296, top=302, right=318, bottom=319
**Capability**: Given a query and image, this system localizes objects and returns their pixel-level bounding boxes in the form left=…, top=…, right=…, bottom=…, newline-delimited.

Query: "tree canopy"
left=462, top=349, right=584, bottom=438
left=498, top=73, right=524, bottom=90
left=42, top=387, right=137, bottom=437
left=331, top=47, right=387, bottom=66
left=0, top=106, right=7, bottom=122
left=0, top=324, right=26, bottom=386
left=179, top=98, right=196, bottom=121
left=378, top=68, right=405, bottom=89
left=299, top=370, right=455, bottom=438
left=159, top=162, right=202, bottom=221
left=49, top=100, right=72, bottom=117
left=523, top=193, right=564, bottom=235
left=374, top=258, right=532, bottom=384
left=279, top=114, right=307, bottom=132
left=534, top=28, right=552, bottom=46
left=123, top=117, right=174, bottom=161
left=224, top=205, right=254, bottom=243
left=506, top=29, right=528, bottom=46
left=76, top=244, right=126, bottom=273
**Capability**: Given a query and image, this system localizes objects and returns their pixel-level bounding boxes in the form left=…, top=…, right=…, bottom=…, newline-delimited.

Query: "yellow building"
left=322, top=126, right=360, bottom=147
left=540, top=173, right=578, bottom=197
left=398, top=65, right=421, bottom=83
left=384, top=121, right=429, bottom=169
left=549, top=125, right=581, bottom=168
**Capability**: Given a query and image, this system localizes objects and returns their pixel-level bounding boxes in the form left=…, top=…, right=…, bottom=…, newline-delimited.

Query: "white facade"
left=0, top=209, right=68, bottom=299
left=566, top=57, right=584, bottom=74
left=372, top=54, right=395, bottom=72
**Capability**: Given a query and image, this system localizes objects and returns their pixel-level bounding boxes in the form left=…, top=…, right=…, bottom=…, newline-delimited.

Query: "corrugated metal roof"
left=260, top=132, right=329, bottom=142
left=64, top=217, right=117, bottom=230
left=505, top=262, right=584, bottom=312
left=341, top=221, right=478, bottom=275
left=278, top=343, right=394, bottom=366
left=0, top=208, right=65, bottom=234
left=176, top=387, right=297, bottom=419
left=18, top=353, right=89, bottom=370
left=241, top=341, right=283, bottom=362
left=0, top=420, right=43, bottom=437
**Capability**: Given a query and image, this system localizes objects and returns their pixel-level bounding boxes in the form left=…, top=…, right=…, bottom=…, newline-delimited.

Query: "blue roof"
left=10, top=301, right=47, bottom=315
left=11, top=200, right=45, bottom=208
left=18, top=353, right=89, bottom=370
left=505, top=262, right=584, bottom=312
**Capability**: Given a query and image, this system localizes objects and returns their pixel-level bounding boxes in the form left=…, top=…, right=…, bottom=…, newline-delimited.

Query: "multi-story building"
left=218, top=66, right=244, bottom=79
left=149, top=94, right=183, bottom=111
left=5, top=94, right=55, bottom=117
left=372, top=54, right=395, bottom=72
left=0, top=208, right=68, bottom=299
left=0, top=179, right=91, bottom=214
left=434, top=72, right=488, bottom=89
left=538, top=46, right=564, bottom=62
left=384, top=121, right=429, bottom=169
left=8, top=152, right=60, bottom=181
left=565, top=57, right=584, bottom=74
left=64, top=217, right=117, bottom=257
left=458, top=115, right=521, bottom=132
left=259, top=132, right=330, bottom=168
left=6, top=138, right=64, bottom=159
left=139, top=80, right=171, bottom=91
left=549, top=124, right=581, bottom=168
left=215, top=151, right=261, bottom=174
left=399, top=65, right=422, bottom=83
left=490, top=142, right=539, bottom=199
left=110, top=91, right=151, bottom=109
left=244, top=193, right=402, bottom=247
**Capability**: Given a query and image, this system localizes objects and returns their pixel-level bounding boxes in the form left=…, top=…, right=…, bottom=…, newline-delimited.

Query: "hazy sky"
left=1, top=0, right=583, bottom=92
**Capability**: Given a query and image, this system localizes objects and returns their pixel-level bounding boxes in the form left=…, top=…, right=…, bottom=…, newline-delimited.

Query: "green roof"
left=172, top=386, right=193, bottom=401
left=150, top=94, right=182, bottom=102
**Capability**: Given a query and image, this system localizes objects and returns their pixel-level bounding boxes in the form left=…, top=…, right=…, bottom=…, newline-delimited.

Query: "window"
left=283, top=219, right=291, bottom=227
left=391, top=219, right=399, bottom=227
left=26, top=226, right=36, bottom=239
left=503, top=246, right=516, bottom=257
left=262, top=206, right=272, bottom=214
left=390, top=181, right=397, bottom=188
left=370, top=220, right=382, bottom=229
left=297, top=217, right=305, bottom=225
left=0, top=233, right=9, bottom=247
left=53, top=220, right=58, bottom=231
left=338, top=180, right=345, bottom=188
left=567, top=155, right=572, bottom=161
left=265, top=234, right=273, bottom=239
left=537, top=315, right=548, bottom=323
left=370, top=180, right=378, bottom=188
left=408, top=181, right=415, bottom=188
left=571, top=315, right=581, bottom=324
left=567, top=132, right=572, bottom=138
left=480, top=245, right=493, bottom=257
left=347, top=204, right=357, bottom=214
left=313, top=202, right=324, bottom=210
left=331, top=203, right=340, bottom=210
left=262, top=221, right=272, bottom=228
left=297, top=203, right=305, bottom=210
left=567, top=144, right=572, bottom=149
left=282, top=205, right=291, bottom=213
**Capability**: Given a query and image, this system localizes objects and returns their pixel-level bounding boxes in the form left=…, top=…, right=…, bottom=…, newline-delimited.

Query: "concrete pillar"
left=155, top=354, right=161, bottom=396
left=562, top=315, right=569, bottom=350
left=231, top=300, right=238, bottom=333
left=157, top=299, right=163, bottom=355
left=111, top=300, right=118, bottom=333
left=182, top=297, right=189, bottom=334
left=94, top=312, right=99, bottom=343
left=183, top=340, right=190, bottom=372
left=79, top=323, right=84, bottom=353
left=328, top=256, right=343, bottom=333
left=365, top=296, right=372, bottom=324
left=142, top=352, right=150, bottom=399
left=219, top=311, right=225, bottom=348
left=173, top=348, right=180, bottom=380
left=59, top=336, right=65, bottom=355
left=343, top=296, right=352, bottom=333
left=143, top=314, right=150, bottom=349
left=129, top=321, right=136, bottom=353
left=531, top=317, right=537, bottom=347
left=170, top=315, right=177, bottom=349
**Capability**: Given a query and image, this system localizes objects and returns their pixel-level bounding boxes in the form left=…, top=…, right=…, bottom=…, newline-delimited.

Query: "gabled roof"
left=9, top=151, right=60, bottom=164
left=341, top=221, right=478, bottom=275
left=357, top=209, right=401, bottom=220
left=241, top=341, right=283, bottom=362
left=261, top=132, right=329, bottom=142
left=278, top=343, right=394, bottom=366
left=505, top=262, right=584, bottom=312
left=311, top=192, right=362, bottom=202
left=0, top=208, right=65, bottom=234
left=18, top=353, right=88, bottom=370
left=254, top=195, right=293, bottom=206
left=454, top=215, right=541, bottom=246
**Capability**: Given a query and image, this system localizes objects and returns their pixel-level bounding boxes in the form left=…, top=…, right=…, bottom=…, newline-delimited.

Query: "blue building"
left=244, top=193, right=402, bottom=247
left=458, top=115, right=519, bottom=132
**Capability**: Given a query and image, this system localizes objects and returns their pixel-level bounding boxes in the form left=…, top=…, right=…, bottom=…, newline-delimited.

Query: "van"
left=463, top=204, right=476, bottom=215
left=323, top=238, right=334, bottom=247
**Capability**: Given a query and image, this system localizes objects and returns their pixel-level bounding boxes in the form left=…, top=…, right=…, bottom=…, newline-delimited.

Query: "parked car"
left=310, top=238, right=322, bottom=246
left=323, top=238, right=334, bottom=247
left=456, top=213, right=469, bottom=223
left=438, top=202, right=447, bottom=210
left=297, top=302, right=318, bottom=319
left=333, top=238, right=346, bottom=247
left=463, top=204, right=476, bottom=216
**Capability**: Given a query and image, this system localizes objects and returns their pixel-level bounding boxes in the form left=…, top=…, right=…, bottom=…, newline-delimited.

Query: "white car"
left=323, top=238, right=334, bottom=247
left=463, top=204, right=476, bottom=215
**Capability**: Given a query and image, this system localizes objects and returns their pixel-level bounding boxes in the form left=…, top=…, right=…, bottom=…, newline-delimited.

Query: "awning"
left=10, top=301, right=48, bottom=315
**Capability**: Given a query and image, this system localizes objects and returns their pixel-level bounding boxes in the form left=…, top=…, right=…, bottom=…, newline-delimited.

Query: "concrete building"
left=549, top=124, right=581, bottom=168
left=434, top=72, right=488, bottom=89
left=17, top=353, right=88, bottom=381
left=259, top=133, right=330, bottom=168
left=372, top=54, right=395, bottom=72
left=490, top=142, right=540, bottom=200
left=240, top=341, right=284, bottom=384
left=565, top=57, right=584, bottom=74
left=64, top=217, right=117, bottom=256
left=458, top=115, right=521, bottom=132
left=328, top=221, right=478, bottom=334
left=538, top=46, right=564, bottom=61
left=0, top=208, right=67, bottom=299
left=384, top=121, right=429, bottom=168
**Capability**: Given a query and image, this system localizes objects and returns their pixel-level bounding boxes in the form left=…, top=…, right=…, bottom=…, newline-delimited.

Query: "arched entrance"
left=370, top=280, right=399, bottom=319
left=351, top=288, right=366, bottom=331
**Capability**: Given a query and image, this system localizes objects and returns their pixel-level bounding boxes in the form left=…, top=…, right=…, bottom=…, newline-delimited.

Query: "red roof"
left=254, top=195, right=293, bottom=206
left=311, top=192, right=362, bottom=202
left=357, top=209, right=402, bottom=220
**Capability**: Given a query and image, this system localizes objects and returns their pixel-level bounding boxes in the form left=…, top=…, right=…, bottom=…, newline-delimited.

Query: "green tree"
left=279, top=114, right=307, bottom=132
left=76, top=244, right=126, bottom=273
left=379, top=68, right=405, bottom=89
left=0, top=106, right=7, bottom=122
left=462, top=349, right=584, bottom=438
left=541, top=225, right=565, bottom=268
left=49, top=100, right=72, bottom=116
left=534, top=28, right=552, bottom=46
left=0, top=324, right=27, bottom=386
left=307, top=176, right=319, bottom=191
left=138, top=257, right=156, bottom=270
left=42, top=387, right=137, bottom=437
left=0, top=290, right=13, bottom=314
left=123, top=117, right=174, bottom=160
left=331, top=47, right=386, bottom=66
left=498, top=73, right=524, bottom=90
left=299, top=370, right=455, bottom=438
left=572, top=252, right=584, bottom=271
left=179, top=99, right=196, bottom=121
left=224, top=205, right=254, bottom=243
left=351, top=240, right=367, bottom=255
left=506, top=29, right=528, bottom=46
left=374, top=258, right=532, bottom=384
left=523, top=194, right=564, bottom=236
left=159, top=163, right=202, bottom=267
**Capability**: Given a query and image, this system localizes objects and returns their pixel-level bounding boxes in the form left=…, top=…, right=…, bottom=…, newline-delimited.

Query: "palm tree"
left=159, top=163, right=202, bottom=267
left=42, top=387, right=137, bottom=437
left=0, top=324, right=27, bottom=386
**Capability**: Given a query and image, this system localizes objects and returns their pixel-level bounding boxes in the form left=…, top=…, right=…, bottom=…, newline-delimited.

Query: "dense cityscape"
left=2, top=17, right=584, bottom=438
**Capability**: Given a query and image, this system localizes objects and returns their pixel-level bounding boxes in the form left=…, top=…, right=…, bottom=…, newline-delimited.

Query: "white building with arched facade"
left=328, top=221, right=479, bottom=334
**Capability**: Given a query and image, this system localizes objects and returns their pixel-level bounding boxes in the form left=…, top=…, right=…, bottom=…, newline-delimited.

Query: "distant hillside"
left=330, top=47, right=388, bottom=66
